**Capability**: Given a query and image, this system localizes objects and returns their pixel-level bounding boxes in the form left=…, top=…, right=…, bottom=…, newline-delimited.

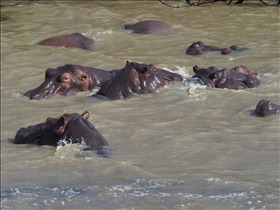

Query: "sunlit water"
left=1, top=1, right=279, bottom=209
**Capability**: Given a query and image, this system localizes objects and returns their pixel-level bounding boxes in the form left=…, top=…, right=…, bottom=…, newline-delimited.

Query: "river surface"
left=1, top=1, right=279, bottom=209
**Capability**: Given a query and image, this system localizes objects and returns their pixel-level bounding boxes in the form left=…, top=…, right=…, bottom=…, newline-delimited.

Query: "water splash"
left=1, top=179, right=278, bottom=209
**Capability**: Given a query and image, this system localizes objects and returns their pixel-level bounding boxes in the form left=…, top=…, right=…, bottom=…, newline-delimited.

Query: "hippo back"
left=124, top=20, right=172, bottom=34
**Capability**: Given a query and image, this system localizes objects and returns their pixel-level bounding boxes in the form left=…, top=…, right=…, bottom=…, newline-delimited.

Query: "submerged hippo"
left=211, top=68, right=260, bottom=89
left=24, top=64, right=118, bottom=99
left=254, top=99, right=280, bottom=116
left=38, top=33, right=95, bottom=51
left=14, top=111, right=109, bottom=150
left=186, top=41, right=249, bottom=55
left=124, top=20, right=172, bottom=34
left=92, top=61, right=183, bottom=100
left=190, top=65, right=260, bottom=90
left=228, top=0, right=277, bottom=6
left=190, top=65, right=218, bottom=88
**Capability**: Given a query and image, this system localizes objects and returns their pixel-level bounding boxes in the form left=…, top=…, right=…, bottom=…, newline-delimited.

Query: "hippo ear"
left=45, top=68, right=58, bottom=79
left=46, top=116, right=68, bottom=134
left=126, top=61, right=129, bottom=65
left=81, top=111, right=90, bottom=120
left=193, top=65, right=199, bottom=73
left=58, top=116, right=66, bottom=125
left=57, top=116, right=68, bottom=133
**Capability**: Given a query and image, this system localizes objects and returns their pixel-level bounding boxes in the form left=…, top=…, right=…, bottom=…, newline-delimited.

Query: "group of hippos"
left=13, top=20, right=280, bottom=151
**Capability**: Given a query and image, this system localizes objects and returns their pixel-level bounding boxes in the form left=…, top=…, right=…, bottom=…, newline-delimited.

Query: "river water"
left=1, top=1, right=279, bottom=209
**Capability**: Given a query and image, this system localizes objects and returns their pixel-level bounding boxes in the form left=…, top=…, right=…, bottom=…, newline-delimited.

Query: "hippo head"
left=191, top=65, right=217, bottom=88
left=221, top=45, right=240, bottom=54
left=186, top=41, right=206, bottom=55
left=210, top=68, right=237, bottom=89
left=127, top=61, right=183, bottom=88
left=14, top=111, right=109, bottom=150
left=255, top=99, right=280, bottom=116
left=242, top=75, right=261, bottom=88
left=221, top=48, right=232, bottom=55
left=95, top=61, right=183, bottom=100
left=24, top=65, right=92, bottom=99
left=116, top=61, right=182, bottom=95
left=126, top=61, right=160, bottom=87
left=222, top=45, right=250, bottom=55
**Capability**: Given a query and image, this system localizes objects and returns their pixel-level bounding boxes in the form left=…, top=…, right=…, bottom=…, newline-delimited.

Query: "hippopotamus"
left=37, top=33, right=95, bottom=51
left=211, top=68, right=260, bottom=89
left=190, top=65, right=218, bottom=88
left=14, top=111, right=109, bottom=150
left=24, top=64, right=118, bottom=99
left=228, top=0, right=275, bottom=6
left=186, top=41, right=249, bottom=55
left=254, top=99, right=280, bottom=116
left=92, top=61, right=183, bottom=100
left=124, top=20, right=172, bottom=34
left=190, top=65, right=260, bottom=90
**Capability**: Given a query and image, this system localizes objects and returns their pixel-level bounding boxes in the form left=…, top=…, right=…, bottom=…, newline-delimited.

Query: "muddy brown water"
left=1, top=1, right=279, bottom=209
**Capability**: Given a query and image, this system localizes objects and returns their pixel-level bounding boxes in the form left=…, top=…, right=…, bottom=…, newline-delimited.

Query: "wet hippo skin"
left=14, top=111, right=109, bottom=150
left=92, top=61, right=183, bottom=100
left=124, top=20, right=172, bottom=34
left=191, top=65, right=218, bottom=88
left=38, top=33, right=95, bottom=51
left=254, top=99, right=280, bottom=116
left=211, top=68, right=260, bottom=90
left=186, top=41, right=249, bottom=55
left=190, top=65, right=260, bottom=90
left=24, top=64, right=118, bottom=99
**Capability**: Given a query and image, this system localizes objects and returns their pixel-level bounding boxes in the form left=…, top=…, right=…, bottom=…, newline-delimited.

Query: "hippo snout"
left=24, top=90, right=49, bottom=100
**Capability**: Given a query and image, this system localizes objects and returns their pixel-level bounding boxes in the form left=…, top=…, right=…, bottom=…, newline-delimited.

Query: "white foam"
left=160, top=66, right=190, bottom=79
left=96, top=29, right=113, bottom=35
left=185, top=83, right=207, bottom=99
left=54, top=137, right=87, bottom=159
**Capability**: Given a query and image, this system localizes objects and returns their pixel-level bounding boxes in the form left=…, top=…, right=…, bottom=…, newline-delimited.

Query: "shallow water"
left=1, top=1, right=279, bottom=209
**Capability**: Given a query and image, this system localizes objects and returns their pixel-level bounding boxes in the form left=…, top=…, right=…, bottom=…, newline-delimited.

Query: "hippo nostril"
left=31, top=95, right=40, bottom=100
left=30, top=93, right=46, bottom=100
left=24, top=90, right=39, bottom=99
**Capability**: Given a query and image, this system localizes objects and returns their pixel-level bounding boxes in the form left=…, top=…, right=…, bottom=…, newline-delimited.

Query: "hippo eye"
left=60, top=73, right=72, bottom=84
left=81, top=111, right=90, bottom=120
left=62, top=77, right=69, bottom=82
